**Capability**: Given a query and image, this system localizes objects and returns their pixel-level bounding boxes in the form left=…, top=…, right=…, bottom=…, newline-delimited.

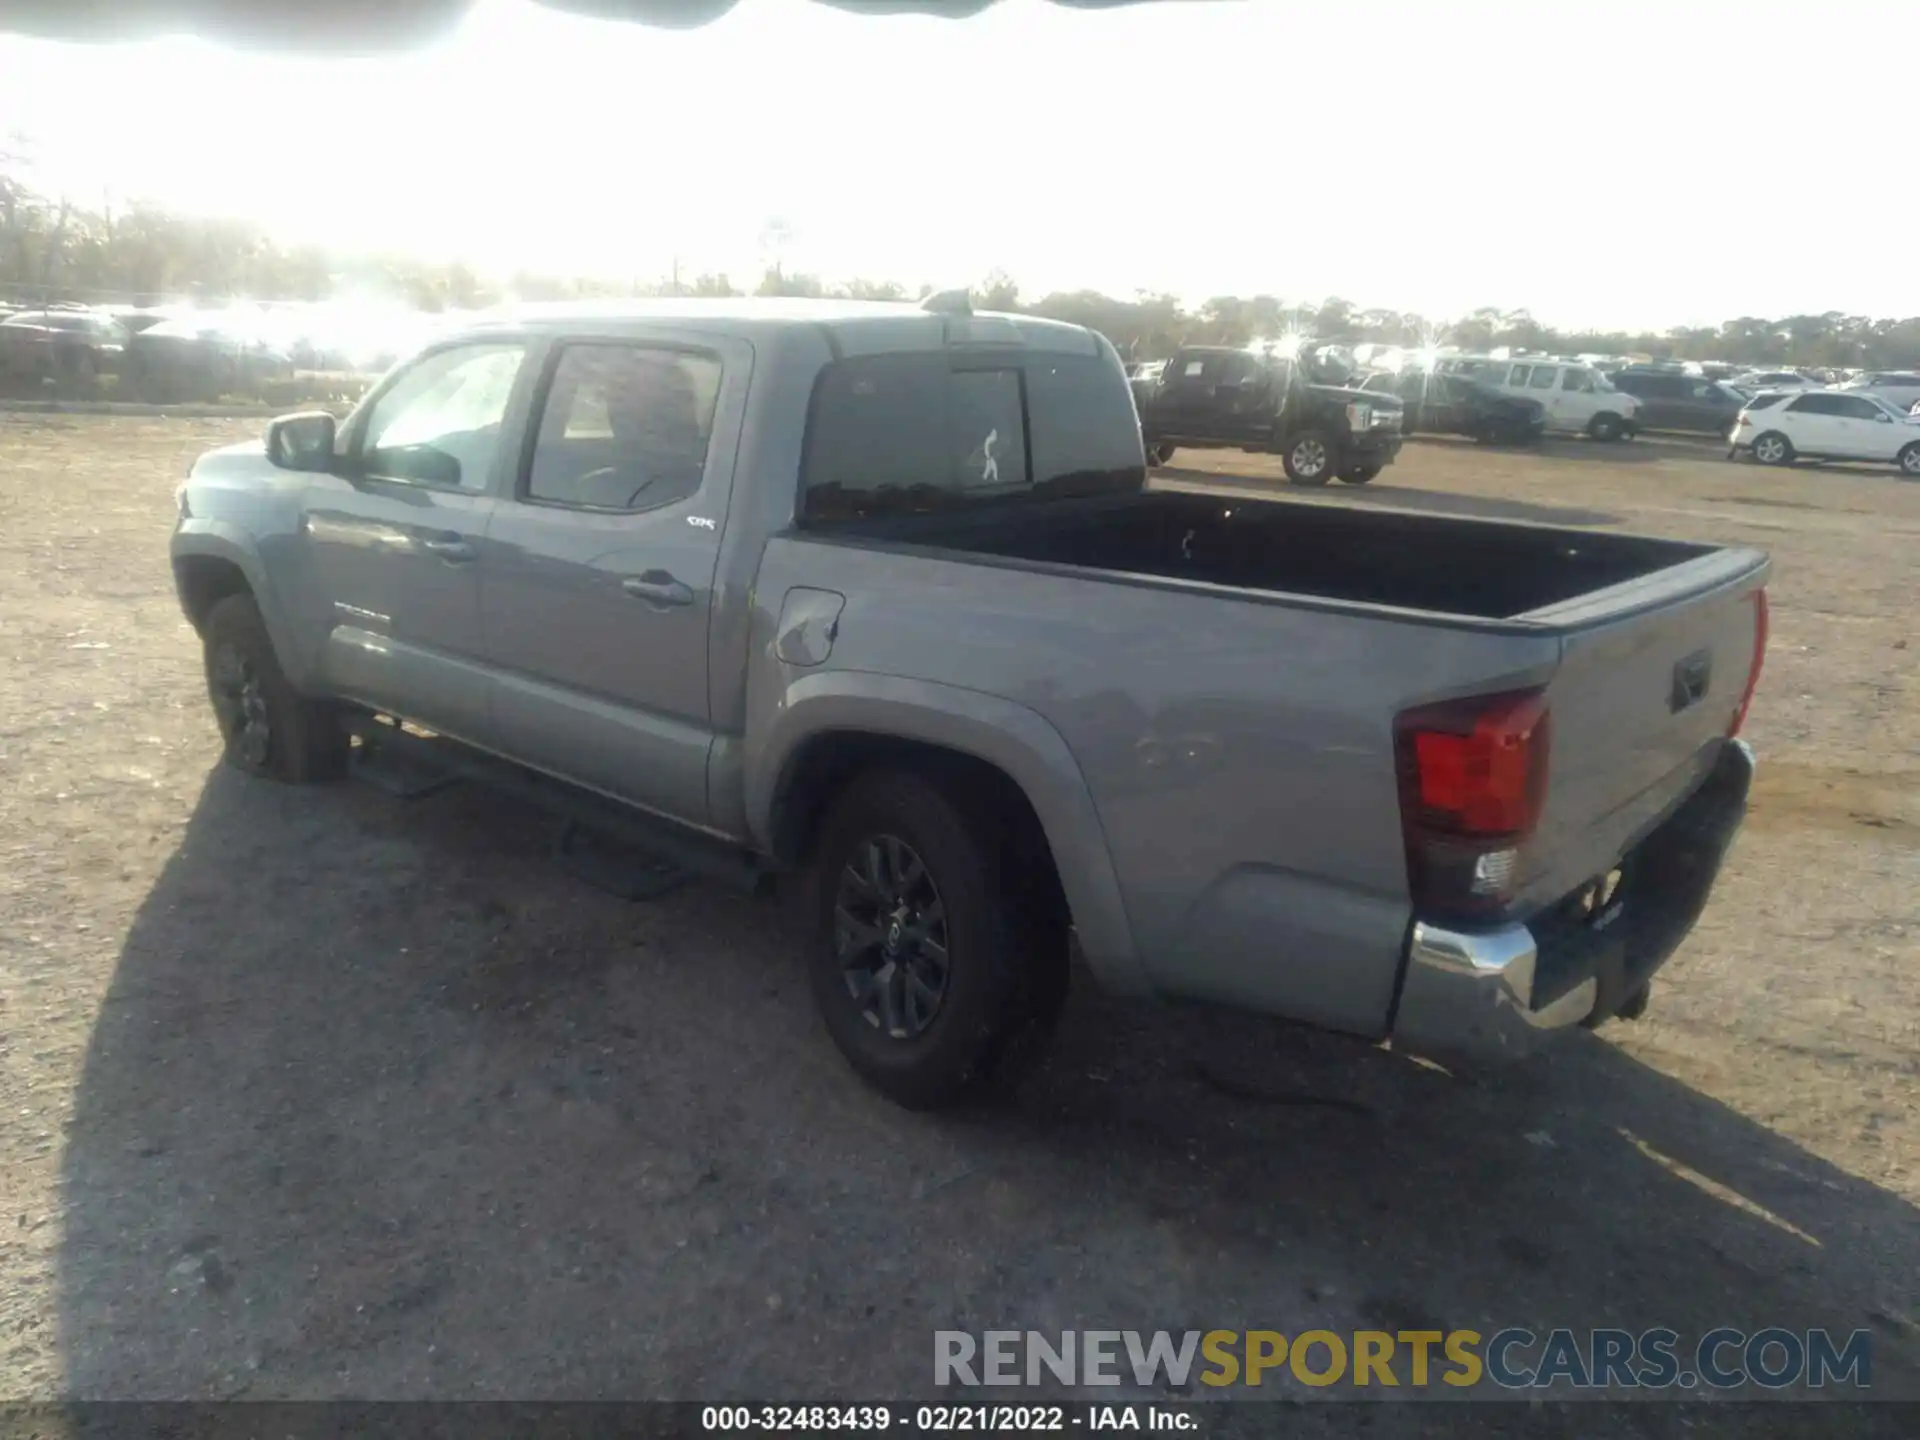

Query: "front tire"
left=201, top=594, right=349, bottom=782
left=1751, top=431, right=1794, bottom=466
left=1145, top=443, right=1176, bottom=467
left=805, top=768, right=1064, bottom=1109
left=1282, top=430, right=1336, bottom=485
left=1898, top=442, right=1920, bottom=478
left=1588, top=412, right=1626, bottom=442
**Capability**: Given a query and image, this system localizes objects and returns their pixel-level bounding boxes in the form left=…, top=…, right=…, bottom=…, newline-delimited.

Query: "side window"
left=1215, top=352, right=1259, bottom=387
left=1562, top=369, right=1595, bottom=393
left=1529, top=366, right=1559, bottom=391
left=1789, top=394, right=1837, bottom=415
left=1179, top=355, right=1209, bottom=379
left=525, top=344, right=722, bottom=511
left=1833, top=395, right=1883, bottom=421
left=360, top=343, right=527, bottom=489
left=1505, top=365, right=1530, bottom=387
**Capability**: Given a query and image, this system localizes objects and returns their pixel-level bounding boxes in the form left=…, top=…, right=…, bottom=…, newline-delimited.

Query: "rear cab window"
left=800, top=350, right=1143, bottom=525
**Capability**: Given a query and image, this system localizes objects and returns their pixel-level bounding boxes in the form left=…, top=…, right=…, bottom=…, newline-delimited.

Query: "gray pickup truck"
left=171, top=296, right=1769, bottom=1108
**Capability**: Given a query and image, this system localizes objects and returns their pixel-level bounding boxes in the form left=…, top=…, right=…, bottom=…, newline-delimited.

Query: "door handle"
left=420, top=534, right=476, bottom=563
left=622, top=572, right=694, bottom=608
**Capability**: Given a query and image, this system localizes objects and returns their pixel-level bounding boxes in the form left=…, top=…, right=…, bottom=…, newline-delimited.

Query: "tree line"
left=4, top=147, right=1917, bottom=370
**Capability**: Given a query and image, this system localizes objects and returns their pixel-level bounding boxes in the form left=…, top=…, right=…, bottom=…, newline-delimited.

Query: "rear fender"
left=748, top=671, right=1149, bottom=996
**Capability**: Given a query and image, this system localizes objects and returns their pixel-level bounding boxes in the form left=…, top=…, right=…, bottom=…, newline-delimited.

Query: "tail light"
left=1728, top=588, right=1769, bottom=738
left=1394, top=689, right=1550, bottom=919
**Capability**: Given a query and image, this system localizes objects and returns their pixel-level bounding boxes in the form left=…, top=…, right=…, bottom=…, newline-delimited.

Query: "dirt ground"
left=0, top=415, right=1916, bottom=1423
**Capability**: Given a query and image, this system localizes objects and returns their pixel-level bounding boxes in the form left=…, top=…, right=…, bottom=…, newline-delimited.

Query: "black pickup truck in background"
left=1132, top=345, right=1405, bottom=485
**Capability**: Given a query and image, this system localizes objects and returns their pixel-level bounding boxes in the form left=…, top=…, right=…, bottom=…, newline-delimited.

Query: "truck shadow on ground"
left=1156, top=467, right=1622, bottom=528
left=57, top=766, right=1920, bottom=1409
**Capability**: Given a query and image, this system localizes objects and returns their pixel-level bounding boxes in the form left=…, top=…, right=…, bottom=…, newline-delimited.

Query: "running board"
left=350, top=735, right=458, bottom=799
left=348, top=716, right=770, bottom=898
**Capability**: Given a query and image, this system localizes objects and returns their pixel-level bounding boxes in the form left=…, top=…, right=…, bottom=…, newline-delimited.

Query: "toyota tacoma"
left=171, top=296, right=1769, bottom=1108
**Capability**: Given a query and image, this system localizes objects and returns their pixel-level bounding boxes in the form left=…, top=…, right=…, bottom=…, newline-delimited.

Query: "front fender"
left=748, top=671, right=1150, bottom=996
left=171, top=521, right=312, bottom=691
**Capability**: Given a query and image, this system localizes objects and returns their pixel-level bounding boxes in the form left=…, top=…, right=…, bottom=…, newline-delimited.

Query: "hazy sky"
left=0, top=0, right=1909, bottom=330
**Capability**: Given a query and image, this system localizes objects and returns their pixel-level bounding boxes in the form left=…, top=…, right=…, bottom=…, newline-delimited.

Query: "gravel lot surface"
left=1, top=416, right=1915, bottom=1430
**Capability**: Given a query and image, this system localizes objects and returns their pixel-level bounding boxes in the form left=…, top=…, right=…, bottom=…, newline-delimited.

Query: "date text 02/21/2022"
left=699, top=1404, right=1193, bottom=1432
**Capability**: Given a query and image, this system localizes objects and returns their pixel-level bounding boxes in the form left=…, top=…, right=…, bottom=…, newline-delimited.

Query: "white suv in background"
left=1731, top=389, right=1920, bottom=476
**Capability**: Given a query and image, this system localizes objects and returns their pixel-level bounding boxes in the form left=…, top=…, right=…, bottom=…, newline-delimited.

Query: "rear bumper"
left=1392, top=737, right=1754, bottom=1064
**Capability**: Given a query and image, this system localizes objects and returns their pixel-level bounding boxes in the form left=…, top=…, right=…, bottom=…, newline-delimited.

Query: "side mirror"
left=265, top=411, right=337, bottom=472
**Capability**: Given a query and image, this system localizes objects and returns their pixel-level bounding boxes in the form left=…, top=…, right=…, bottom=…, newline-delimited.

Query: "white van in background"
left=1438, top=357, right=1642, bottom=440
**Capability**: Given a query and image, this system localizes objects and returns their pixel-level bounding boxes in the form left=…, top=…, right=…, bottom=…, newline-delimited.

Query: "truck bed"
left=892, top=489, right=1708, bottom=621
left=783, top=484, right=1766, bottom=999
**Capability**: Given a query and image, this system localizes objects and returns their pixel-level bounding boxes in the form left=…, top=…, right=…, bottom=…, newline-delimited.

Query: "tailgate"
left=1514, top=547, right=1769, bottom=915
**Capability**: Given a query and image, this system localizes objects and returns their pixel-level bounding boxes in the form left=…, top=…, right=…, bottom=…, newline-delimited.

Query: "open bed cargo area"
left=898, top=490, right=1714, bottom=620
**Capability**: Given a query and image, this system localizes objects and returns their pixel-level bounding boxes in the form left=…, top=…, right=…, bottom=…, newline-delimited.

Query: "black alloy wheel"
left=208, top=641, right=273, bottom=769
left=833, top=833, right=951, bottom=1040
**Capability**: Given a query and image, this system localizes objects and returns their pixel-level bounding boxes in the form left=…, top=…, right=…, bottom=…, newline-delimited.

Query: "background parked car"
left=1732, top=389, right=1920, bottom=475
left=124, top=316, right=297, bottom=402
left=1609, top=368, right=1749, bottom=434
left=0, top=308, right=128, bottom=384
left=1359, top=369, right=1545, bottom=444
left=106, top=305, right=181, bottom=337
left=1838, top=371, right=1920, bottom=412
left=1465, top=357, right=1640, bottom=440
left=1731, top=368, right=1819, bottom=392
left=1133, top=345, right=1404, bottom=484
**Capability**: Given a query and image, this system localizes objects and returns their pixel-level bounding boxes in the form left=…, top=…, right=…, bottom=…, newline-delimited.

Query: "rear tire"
left=1751, top=431, right=1794, bottom=466
left=1281, top=430, right=1336, bottom=485
left=1588, top=412, right=1625, bottom=442
left=1337, top=463, right=1382, bottom=485
left=1898, top=442, right=1920, bottom=478
left=1145, top=443, right=1176, bottom=467
left=201, top=594, right=349, bottom=783
left=805, top=768, right=1067, bottom=1109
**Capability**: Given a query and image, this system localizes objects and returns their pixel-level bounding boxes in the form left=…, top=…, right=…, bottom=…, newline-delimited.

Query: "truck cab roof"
left=446, top=298, right=1104, bottom=358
